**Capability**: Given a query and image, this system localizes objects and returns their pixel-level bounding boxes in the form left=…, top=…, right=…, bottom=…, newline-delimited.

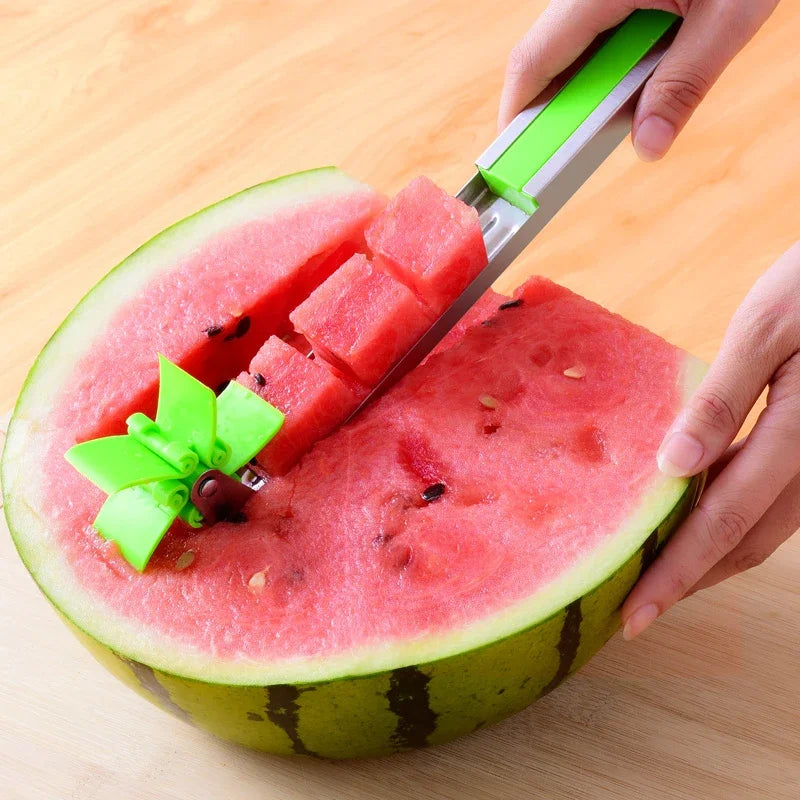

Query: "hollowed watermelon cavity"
left=3, top=168, right=704, bottom=758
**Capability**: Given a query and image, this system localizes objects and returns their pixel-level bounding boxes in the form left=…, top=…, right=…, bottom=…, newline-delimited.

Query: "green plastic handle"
left=479, top=9, right=678, bottom=213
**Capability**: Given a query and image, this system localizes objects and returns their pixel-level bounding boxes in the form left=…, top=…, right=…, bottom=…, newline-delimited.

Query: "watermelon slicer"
left=65, top=356, right=284, bottom=571
left=350, top=10, right=680, bottom=415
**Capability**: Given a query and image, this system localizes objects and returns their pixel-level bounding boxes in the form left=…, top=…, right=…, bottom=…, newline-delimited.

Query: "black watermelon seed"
left=204, top=324, right=223, bottom=337
left=421, top=483, right=445, bottom=503
left=235, top=316, right=251, bottom=337
left=499, top=298, right=523, bottom=310
left=253, top=372, right=266, bottom=387
left=224, top=315, right=250, bottom=341
left=215, top=379, right=230, bottom=396
left=235, top=315, right=251, bottom=337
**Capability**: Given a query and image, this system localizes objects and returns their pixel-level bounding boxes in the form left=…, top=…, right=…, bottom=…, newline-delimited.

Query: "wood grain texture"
left=1, top=1, right=799, bottom=798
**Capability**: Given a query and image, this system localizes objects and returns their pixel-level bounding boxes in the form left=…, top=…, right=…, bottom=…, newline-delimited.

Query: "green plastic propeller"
left=65, top=355, right=284, bottom=572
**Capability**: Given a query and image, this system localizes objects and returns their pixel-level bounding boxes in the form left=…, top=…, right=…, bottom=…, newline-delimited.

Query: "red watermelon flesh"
left=290, top=253, right=434, bottom=385
left=55, top=181, right=384, bottom=442
left=365, top=175, right=488, bottom=314
left=236, top=336, right=360, bottom=475
left=429, top=288, right=509, bottom=357
left=43, top=276, right=689, bottom=661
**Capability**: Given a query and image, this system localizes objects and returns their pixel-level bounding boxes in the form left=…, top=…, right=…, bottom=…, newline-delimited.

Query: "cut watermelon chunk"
left=290, top=253, right=434, bottom=385
left=365, top=175, right=487, bottom=314
left=3, top=170, right=705, bottom=758
left=236, top=336, right=359, bottom=475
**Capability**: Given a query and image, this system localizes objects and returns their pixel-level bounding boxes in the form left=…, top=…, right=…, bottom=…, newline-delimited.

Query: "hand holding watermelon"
left=623, top=241, right=800, bottom=638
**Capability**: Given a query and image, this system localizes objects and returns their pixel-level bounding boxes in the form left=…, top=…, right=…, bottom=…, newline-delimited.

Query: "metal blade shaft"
left=346, top=19, right=675, bottom=420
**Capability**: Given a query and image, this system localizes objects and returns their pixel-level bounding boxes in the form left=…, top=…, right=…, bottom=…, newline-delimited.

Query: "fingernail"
left=622, top=603, right=660, bottom=641
left=633, top=115, right=675, bottom=161
left=657, top=431, right=704, bottom=477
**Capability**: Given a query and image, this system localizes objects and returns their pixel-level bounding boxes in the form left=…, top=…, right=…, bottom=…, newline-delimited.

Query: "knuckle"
left=732, top=301, right=786, bottom=358
left=769, top=353, right=800, bottom=402
left=695, top=503, right=752, bottom=560
left=651, top=67, right=711, bottom=116
left=690, top=388, right=739, bottom=436
left=666, top=569, right=694, bottom=602
left=755, top=409, right=800, bottom=454
left=506, top=41, right=535, bottom=78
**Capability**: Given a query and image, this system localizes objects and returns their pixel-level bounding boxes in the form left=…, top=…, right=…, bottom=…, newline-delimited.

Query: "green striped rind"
left=65, top=474, right=702, bottom=759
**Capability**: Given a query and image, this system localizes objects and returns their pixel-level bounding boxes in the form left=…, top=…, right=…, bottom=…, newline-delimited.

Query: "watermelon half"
left=2, top=167, right=704, bottom=758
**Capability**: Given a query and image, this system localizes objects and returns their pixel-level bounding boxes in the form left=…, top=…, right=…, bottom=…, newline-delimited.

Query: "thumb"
left=632, top=0, right=772, bottom=161
left=657, top=330, right=773, bottom=480
left=662, top=240, right=800, bottom=477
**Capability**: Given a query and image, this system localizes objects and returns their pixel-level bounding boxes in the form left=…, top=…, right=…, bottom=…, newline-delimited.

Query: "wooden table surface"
left=2, top=1, right=799, bottom=798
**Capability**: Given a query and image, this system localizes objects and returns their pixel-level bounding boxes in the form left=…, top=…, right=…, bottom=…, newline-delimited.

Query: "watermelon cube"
left=289, top=253, right=434, bottom=385
left=236, top=336, right=359, bottom=475
left=365, top=176, right=487, bottom=314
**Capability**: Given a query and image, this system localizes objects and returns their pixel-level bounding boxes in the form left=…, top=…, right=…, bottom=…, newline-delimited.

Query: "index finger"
left=621, top=374, right=800, bottom=637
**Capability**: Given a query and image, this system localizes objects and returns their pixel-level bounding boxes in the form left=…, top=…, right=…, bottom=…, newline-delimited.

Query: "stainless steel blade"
left=344, top=28, right=673, bottom=421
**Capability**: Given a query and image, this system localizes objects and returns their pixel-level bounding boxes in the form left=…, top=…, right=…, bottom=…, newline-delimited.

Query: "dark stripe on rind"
left=639, top=528, right=660, bottom=575
left=541, top=598, right=583, bottom=695
left=119, top=657, right=193, bottom=724
left=387, top=666, right=438, bottom=749
left=265, top=685, right=317, bottom=756
left=691, top=471, right=707, bottom=509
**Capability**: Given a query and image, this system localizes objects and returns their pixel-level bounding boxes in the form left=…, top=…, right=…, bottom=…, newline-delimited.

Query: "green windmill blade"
left=216, top=380, right=285, bottom=473
left=64, top=355, right=285, bottom=572
left=155, top=355, right=229, bottom=468
left=65, top=435, right=186, bottom=494
left=94, top=485, right=181, bottom=572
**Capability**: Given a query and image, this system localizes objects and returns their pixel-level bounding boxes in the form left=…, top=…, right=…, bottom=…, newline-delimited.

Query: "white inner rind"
left=3, top=167, right=706, bottom=685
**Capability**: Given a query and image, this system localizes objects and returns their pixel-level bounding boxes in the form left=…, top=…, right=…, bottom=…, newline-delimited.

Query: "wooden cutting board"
left=1, top=2, right=799, bottom=798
